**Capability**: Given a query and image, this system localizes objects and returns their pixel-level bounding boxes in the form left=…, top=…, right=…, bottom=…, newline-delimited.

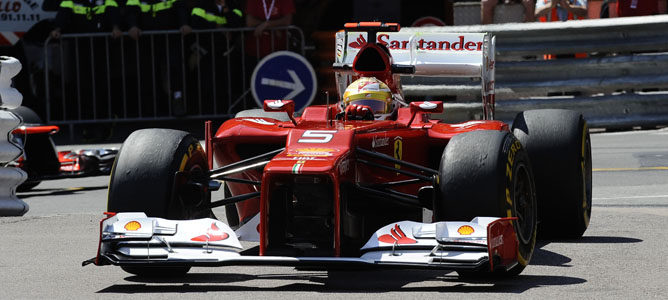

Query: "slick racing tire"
left=512, top=109, right=592, bottom=238
left=11, top=106, right=42, bottom=125
left=108, top=129, right=211, bottom=277
left=436, top=130, right=537, bottom=277
left=10, top=106, right=59, bottom=192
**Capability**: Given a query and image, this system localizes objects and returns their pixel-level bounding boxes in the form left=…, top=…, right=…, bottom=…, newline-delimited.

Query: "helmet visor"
left=349, top=99, right=388, bottom=114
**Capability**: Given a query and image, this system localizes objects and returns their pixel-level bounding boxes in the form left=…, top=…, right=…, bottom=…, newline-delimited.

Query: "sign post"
left=251, top=51, right=317, bottom=112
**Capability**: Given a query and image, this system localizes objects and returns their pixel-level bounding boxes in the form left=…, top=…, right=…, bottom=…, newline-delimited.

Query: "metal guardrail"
left=41, top=26, right=305, bottom=125
left=0, top=56, right=28, bottom=216
left=39, top=17, right=668, bottom=129
left=401, top=15, right=668, bottom=128
left=437, top=91, right=668, bottom=129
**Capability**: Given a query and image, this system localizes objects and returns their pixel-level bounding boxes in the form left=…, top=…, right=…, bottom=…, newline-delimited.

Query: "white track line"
left=593, top=195, right=668, bottom=200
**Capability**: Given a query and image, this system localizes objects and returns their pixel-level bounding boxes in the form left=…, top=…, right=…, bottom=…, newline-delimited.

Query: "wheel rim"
left=513, top=164, right=535, bottom=244
left=175, top=150, right=210, bottom=219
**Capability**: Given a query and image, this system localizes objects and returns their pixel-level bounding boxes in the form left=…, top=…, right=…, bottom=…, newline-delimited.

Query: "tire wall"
left=438, top=130, right=537, bottom=269
left=0, top=56, right=28, bottom=216
left=512, top=109, right=591, bottom=237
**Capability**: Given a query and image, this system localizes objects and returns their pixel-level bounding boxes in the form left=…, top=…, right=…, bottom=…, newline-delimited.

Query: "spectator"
left=125, top=0, right=191, bottom=39
left=608, top=0, right=667, bottom=17
left=482, top=0, right=536, bottom=24
left=245, top=0, right=295, bottom=58
left=49, top=0, right=122, bottom=121
left=535, top=0, right=588, bottom=21
left=536, top=0, right=588, bottom=92
left=190, top=0, right=244, bottom=29
left=50, top=0, right=122, bottom=39
left=125, top=0, right=191, bottom=116
left=189, top=0, right=244, bottom=109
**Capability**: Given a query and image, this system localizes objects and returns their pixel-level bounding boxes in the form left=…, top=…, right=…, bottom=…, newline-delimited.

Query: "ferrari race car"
left=87, top=23, right=592, bottom=278
left=9, top=106, right=118, bottom=191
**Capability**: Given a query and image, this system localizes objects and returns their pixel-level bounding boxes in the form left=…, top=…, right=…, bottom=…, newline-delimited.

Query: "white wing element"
left=100, top=213, right=242, bottom=261
left=234, top=213, right=261, bottom=242
left=336, top=31, right=493, bottom=78
left=335, top=29, right=496, bottom=119
left=97, top=213, right=517, bottom=271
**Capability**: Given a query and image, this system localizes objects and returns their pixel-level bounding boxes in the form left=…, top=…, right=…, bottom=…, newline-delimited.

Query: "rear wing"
left=334, top=29, right=496, bottom=120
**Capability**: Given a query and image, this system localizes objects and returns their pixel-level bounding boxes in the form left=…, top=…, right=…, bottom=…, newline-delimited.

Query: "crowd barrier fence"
left=41, top=26, right=305, bottom=127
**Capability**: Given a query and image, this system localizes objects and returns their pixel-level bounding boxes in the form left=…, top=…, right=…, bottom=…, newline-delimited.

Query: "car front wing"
left=88, top=213, right=519, bottom=272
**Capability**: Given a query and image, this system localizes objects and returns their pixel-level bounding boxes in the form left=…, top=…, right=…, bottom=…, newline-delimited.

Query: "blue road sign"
left=251, top=51, right=317, bottom=112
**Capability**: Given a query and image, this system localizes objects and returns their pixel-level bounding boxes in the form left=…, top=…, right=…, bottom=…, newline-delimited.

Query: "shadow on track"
left=554, top=236, right=643, bottom=244
left=16, top=185, right=108, bottom=199
left=531, top=236, right=642, bottom=267
left=97, top=270, right=586, bottom=294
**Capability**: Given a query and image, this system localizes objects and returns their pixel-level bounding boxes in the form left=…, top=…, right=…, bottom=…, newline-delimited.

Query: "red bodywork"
left=212, top=109, right=507, bottom=256
left=210, top=22, right=508, bottom=256
left=12, top=125, right=117, bottom=181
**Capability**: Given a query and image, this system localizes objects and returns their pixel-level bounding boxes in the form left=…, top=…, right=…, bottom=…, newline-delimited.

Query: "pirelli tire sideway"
left=436, top=130, right=537, bottom=277
left=512, top=109, right=592, bottom=238
left=107, top=129, right=211, bottom=277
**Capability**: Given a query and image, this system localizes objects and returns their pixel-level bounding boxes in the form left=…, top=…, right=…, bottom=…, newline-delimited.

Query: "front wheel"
left=107, top=128, right=212, bottom=276
left=435, top=130, right=537, bottom=277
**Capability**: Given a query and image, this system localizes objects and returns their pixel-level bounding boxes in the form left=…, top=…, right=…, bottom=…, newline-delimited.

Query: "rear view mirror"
left=263, top=100, right=295, bottom=115
left=410, top=101, right=443, bottom=114
left=263, top=100, right=297, bottom=125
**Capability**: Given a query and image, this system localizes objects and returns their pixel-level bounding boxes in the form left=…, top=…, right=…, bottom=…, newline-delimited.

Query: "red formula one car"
left=9, top=106, right=117, bottom=191
left=88, top=23, right=592, bottom=278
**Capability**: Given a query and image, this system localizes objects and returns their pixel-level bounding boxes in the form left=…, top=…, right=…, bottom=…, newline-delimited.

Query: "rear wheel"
left=512, top=109, right=592, bottom=238
left=107, top=129, right=212, bottom=277
left=435, top=130, right=537, bottom=277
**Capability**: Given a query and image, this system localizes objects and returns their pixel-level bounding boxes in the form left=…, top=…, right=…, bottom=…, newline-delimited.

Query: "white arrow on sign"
left=260, top=69, right=305, bottom=100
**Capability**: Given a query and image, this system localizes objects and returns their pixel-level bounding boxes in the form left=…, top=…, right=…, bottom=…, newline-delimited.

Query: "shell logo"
left=457, top=225, right=474, bottom=235
left=124, top=221, right=142, bottom=231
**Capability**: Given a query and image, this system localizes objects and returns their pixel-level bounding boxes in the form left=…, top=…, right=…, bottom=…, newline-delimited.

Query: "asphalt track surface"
left=2, top=128, right=668, bottom=299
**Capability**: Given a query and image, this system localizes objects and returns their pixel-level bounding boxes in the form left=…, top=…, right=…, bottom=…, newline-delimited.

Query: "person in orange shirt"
left=535, top=0, right=588, bottom=21
left=536, top=0, right=587, bottom=59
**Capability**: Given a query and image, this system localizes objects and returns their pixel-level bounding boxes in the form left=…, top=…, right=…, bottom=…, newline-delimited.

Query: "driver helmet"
left=342, top=77, right=394, bottom=118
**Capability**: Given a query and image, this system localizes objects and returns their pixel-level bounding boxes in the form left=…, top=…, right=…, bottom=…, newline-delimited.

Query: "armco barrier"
left=400, top=15, right=668, bottom=128
left=0, top=56, right=28, bottom=216
left=438, top=92, right=668, bottom=129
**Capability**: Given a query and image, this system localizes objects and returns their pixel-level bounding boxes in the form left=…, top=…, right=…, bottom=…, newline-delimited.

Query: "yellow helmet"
left=342, top=77, right=393, bottom=115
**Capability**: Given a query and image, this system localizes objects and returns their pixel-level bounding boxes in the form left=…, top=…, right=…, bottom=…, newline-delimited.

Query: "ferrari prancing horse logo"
left=393, top=137, right=403, bottom=169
